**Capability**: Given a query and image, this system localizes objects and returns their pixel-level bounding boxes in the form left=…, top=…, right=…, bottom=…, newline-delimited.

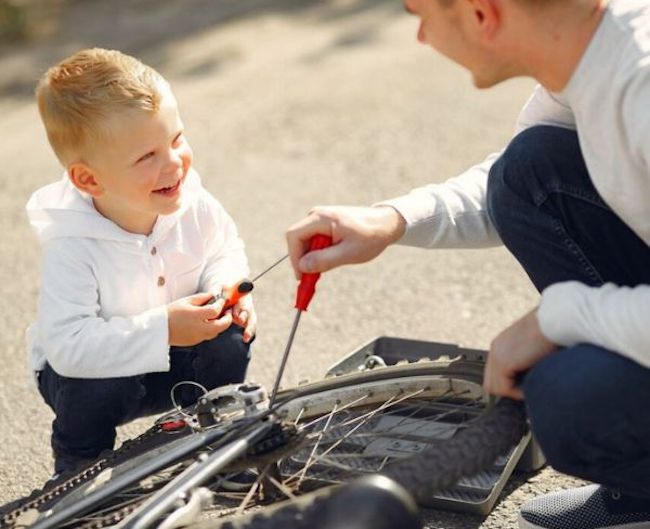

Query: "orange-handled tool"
left=203, top=279, right=254, bottom=316
left=220, top=279, right=255, bottom=311
left=269, top=234, right=333, bottom=406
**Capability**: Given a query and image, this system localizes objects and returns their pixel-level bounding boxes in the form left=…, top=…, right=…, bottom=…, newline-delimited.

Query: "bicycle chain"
left=0, top=424, right=166, bottom=528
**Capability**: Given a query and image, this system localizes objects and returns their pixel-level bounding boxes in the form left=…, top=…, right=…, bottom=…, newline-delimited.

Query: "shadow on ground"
left=0, top=0, right=402, bottom=101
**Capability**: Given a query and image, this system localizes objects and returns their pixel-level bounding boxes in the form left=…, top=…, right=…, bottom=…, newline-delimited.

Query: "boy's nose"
left=162, top=149, right=183, bottom=172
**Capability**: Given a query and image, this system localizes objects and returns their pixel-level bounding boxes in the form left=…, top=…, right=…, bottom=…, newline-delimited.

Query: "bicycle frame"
left=117, top=420, right=273, bottom=529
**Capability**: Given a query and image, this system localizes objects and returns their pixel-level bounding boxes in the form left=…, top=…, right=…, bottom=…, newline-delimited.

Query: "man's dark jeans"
left=486, top=125, right=650, bottom=499
left=38, top=325, right=251, bottom=474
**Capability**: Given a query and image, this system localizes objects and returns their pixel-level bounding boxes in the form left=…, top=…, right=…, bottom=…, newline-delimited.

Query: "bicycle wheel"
left=202, top=357, right=527, bottom=521
left=190, top=357, right=527, bottom=529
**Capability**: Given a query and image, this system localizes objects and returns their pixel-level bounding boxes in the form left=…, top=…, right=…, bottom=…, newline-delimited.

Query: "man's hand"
left=231, top=293, right=257, bottom=343
left=286, top=205, right=406, bottom=279
left=167, top=293, right=233, bottom=346
left=484, top=308, right=558, bottom=400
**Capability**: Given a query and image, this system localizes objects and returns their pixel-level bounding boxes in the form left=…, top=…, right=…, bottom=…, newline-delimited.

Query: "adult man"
left=286, top=1, right=650, bottom=528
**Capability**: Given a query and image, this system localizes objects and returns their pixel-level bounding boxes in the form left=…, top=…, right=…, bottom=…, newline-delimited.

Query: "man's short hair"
left=36, top=48, right=166, bottom=165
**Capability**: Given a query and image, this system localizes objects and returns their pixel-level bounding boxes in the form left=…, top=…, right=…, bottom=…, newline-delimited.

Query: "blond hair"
left=36, top=48, right=167, bottom=165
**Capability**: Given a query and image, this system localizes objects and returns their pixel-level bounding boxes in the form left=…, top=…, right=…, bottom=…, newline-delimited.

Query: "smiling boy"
left=27, top=48, right=256, bottom=474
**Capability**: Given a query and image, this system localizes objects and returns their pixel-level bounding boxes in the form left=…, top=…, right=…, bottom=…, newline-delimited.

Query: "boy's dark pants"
left=38, top=325, right=251, bottom=474
left=486, top=126, right=650, bottom=498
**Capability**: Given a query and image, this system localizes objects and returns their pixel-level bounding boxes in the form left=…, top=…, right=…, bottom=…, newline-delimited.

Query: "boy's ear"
left=68, top=162, right=104, bottom=197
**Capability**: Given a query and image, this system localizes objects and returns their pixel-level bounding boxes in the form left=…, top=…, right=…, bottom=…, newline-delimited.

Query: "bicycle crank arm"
left=117, top=420, right=274, bottom=529
left=157, top=487, right=212, bottom=529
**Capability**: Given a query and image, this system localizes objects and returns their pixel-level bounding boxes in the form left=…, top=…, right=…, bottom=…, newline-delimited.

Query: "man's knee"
left=521, top=349, right=586, bottom=471
left=487, top=125, right=580, bottom=231
left=522, top=344, right=649, bottom=474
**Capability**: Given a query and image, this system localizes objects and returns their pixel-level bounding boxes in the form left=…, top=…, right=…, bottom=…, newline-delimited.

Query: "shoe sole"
left=518, top=512, right=650, bottom=529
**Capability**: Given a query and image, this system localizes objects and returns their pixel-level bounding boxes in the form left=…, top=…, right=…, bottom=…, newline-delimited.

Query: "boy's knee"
left=194, top=326, right=251, bottom=387
left=211, top=325, right=251, bottom=359
left=61, top=376, right=143, bottom=414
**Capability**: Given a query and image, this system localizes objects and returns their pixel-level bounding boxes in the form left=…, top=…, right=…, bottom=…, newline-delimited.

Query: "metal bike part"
left=118, top=420, right=273, bottom=529
left=157, top=487, right=213, bottom=529
left=158, top=383, right=269, bottom=432
left=210, top=383, right=268, bottom=417
left=358, top=354, right=387, bottom=372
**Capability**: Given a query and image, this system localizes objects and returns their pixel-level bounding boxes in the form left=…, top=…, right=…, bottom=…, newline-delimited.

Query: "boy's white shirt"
left=26, top=167, right=249, bottom=379
left=381, top=0, right=650, bottom=368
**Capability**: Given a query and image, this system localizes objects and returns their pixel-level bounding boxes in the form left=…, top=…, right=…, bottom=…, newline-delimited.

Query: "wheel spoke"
left=297, top=393, right=371, bottom=430
left=295, top=403, right=339, bottom=489
left=280, top=388, right=491, bottom=488
left=234, top=464, right=269, bottom=515
left=284, top=390, right=426, bottom=487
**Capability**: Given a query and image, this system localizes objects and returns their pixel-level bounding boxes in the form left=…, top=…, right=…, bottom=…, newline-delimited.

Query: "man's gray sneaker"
left=519, top=484, right=650, bottom=529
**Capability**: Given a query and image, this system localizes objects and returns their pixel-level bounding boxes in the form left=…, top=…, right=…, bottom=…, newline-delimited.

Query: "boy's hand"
left=230, top=293, right=256, bottom=343
left=167, top=293, right=233, bottom=346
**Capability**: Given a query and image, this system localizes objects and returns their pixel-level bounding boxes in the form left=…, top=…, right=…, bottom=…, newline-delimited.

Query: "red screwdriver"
left=269, top=234, right=333, bottom=406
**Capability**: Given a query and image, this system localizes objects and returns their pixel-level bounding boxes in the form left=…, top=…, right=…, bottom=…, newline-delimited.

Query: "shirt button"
left=157, top=276, right=165, bottom=287
left=151, top=247, right=157, bottom=256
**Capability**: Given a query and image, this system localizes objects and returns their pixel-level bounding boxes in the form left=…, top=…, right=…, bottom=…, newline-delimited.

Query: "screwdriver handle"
left=222, top=279, right=254, bottom=310
left=295, top=234, right=333, bottom=311
left=203, top=278, right=254, bottom=315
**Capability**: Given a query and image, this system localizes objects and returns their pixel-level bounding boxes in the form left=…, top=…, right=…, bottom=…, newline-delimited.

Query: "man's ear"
left=68, top=162, right=104, bottom=197
left=466, top=0, right=501, bottom=41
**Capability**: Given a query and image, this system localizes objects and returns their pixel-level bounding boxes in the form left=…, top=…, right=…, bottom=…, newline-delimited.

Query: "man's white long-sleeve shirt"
left=382, top=0, right=650, bottom=368
left=26, top=168, right=249, bottom=379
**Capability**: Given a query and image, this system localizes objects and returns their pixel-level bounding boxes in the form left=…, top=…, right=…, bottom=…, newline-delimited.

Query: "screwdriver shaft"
left=251, top=254, right=289, bottom=283
left=269, top=310, right=302, bottom=407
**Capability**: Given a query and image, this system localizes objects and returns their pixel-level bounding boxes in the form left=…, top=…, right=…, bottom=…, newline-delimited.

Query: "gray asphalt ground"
left=0, top=1, right=586, bottom=527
